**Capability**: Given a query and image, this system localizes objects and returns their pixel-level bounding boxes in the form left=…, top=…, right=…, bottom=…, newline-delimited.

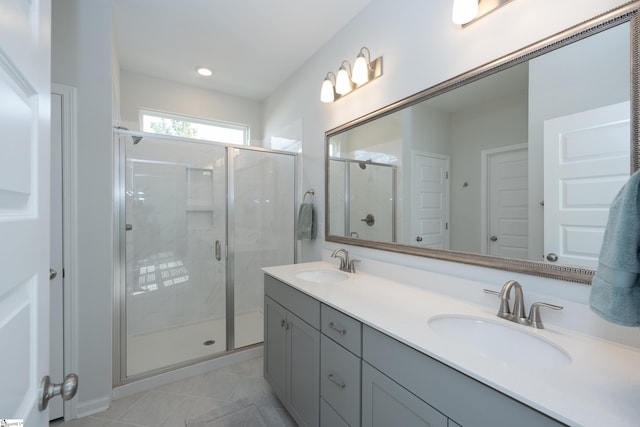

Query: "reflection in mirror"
left=326, top=5, right=639, bottom=283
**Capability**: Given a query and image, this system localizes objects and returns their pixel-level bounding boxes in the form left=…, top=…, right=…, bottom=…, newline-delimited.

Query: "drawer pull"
left=327, top=373, right=346, bottom=389
left=329, top=322, right=347, bottom=335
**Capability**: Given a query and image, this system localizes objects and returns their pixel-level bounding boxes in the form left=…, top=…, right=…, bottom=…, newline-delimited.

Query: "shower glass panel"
left=231, top=148, right=296, bottom=349
left=124, top=136, right=227, bottom=377
left=329, top=158, right=396, bottom=241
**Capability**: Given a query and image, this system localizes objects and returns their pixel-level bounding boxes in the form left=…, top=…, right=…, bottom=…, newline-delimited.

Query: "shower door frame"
left=113, top=130, right=299, bottom=386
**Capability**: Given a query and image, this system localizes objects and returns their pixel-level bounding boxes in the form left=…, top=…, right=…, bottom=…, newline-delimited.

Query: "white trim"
left=480, top=143, right=528, bottom=254
left=51, top=83, right=80, bottom=421
left=75, top=396, right=111, bottom=419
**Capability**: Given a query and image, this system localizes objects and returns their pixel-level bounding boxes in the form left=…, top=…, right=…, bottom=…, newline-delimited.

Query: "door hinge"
left=446, top=222, right=449, bottom=230
left=445, top=171, right=449, bottom=179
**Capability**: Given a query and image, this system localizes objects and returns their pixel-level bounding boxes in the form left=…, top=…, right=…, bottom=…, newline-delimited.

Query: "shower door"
left=123, top=136, right=227, bottom=377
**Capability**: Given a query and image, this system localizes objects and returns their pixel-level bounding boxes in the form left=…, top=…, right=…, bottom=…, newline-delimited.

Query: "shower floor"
left=127, top=310, right=264, bottom=377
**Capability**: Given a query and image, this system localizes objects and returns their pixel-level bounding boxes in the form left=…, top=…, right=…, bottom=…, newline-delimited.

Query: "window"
left=140, top=110, right=249, bottom=145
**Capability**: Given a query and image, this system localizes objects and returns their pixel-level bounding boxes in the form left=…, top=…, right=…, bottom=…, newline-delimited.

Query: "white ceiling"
left=112, top=0, right=372, bottom=100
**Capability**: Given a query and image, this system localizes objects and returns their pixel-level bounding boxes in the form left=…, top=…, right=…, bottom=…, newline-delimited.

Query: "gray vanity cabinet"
left=264, top=275, right=564, bottom=427
left=264, top=275, right=320, bottom=427
left=362, top=325, right=564, bottom=427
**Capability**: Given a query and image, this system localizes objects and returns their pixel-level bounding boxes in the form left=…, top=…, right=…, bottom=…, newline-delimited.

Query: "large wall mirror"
left=325, top=2, right=640, bottom=283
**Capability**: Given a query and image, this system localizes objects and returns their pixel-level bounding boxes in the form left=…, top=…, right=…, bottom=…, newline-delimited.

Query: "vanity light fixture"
left=352, top=47, right=383, bottom=85
left=452, top=0, right=478, bottom=25
left=320, top=72, right=337, bottom=103
left=320, top=47, right=383, bottom=103
left=452, top=0, right=514, bottom=26
left=335, top=61, right=353, bottom=95
left=195, top=66, right=213, bottom=77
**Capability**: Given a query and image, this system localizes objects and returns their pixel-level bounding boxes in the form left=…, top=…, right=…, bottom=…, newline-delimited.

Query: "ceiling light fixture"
left=320, top=47, right=383, bottom=103
left=452, top=0, right=515, bottom=27
left=195, top=66, right=213, bottom=77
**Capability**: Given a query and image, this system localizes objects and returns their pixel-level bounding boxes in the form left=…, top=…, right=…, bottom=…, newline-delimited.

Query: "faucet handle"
left=348, top=259, right=361, bottom=273
left=483, top=288, right=511, bottom=319
left=527, top=302, right=563, bottom=329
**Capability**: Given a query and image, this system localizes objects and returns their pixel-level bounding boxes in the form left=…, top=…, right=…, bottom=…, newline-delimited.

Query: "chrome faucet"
left=484, top=280, right=563, bottom=329
left=331, top=248, right=360, bottom=273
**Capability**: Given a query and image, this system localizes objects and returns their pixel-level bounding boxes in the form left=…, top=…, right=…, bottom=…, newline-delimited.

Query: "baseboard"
left=75, top=396, right=111, bottom=419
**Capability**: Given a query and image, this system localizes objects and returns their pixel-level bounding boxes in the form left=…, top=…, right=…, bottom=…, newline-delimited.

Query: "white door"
left=544, top=101, right=630, bottom=267
left=0, top=0, right=52, bottom=425
left=411, top=153, right=449, bottom=248
left=484, top=145, right=529, bottom=259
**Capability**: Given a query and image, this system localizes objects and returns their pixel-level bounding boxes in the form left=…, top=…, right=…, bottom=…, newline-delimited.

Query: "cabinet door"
left=362, top=362, right=447, bottom=427
left=264, top=296, right=288, bottom=403
left=288, top=311, right=321, bottom=427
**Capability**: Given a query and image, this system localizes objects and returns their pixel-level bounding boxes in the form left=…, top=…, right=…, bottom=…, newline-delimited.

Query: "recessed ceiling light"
left=195, top=66, right=213, bottom=77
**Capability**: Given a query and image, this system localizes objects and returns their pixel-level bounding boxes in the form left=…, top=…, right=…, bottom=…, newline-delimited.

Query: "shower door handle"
left=215, top=240, right=222, bottom=261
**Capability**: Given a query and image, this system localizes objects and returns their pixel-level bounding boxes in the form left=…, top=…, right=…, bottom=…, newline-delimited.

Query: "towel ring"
left=303, top=189, right=315, bottom=202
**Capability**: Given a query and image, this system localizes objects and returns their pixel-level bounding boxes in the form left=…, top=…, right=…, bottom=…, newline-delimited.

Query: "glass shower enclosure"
left=114, top=131, right=297, bottom=383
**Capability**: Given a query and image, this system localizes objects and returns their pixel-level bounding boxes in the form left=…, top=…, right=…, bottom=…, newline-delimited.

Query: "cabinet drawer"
left=321, top=335, right=361, bottom=426
left=321, top=398, right=350, bottom=427
left=265, top=274, right=320, bottom=328
left=321, top=304, right=362, bottom=355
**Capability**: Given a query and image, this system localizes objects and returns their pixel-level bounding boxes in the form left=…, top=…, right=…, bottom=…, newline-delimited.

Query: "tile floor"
left=50, top=356, right=296, bottom=427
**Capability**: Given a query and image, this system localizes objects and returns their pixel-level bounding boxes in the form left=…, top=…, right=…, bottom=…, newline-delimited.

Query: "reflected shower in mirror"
left=326, top=3, right=640, bottom=283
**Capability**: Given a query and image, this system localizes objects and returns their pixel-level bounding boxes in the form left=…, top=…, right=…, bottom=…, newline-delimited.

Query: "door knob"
left=489, top=235, right=498, bottom=242
left=546, top=253, right=559, bottom=262
left=416, top=236, right=423, bottom=242
left=39, top=373, right=78, bottom=411
left=50, top=269, right=57, bottom=280
left=360, top=214, right=375, bottom=226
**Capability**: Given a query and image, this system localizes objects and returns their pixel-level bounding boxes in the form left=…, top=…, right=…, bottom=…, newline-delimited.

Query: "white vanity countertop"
left=263, top=261, right=640, bottom=427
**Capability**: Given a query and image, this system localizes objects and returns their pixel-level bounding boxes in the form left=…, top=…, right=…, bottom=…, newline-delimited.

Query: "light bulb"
left=452, top=0, right=478, bottom=25
left=335, top=65, right=352, bottom=95
left=352, top=53, right=370, bottom=85
left=320, top=77, right=335, bottom=103
left=195, top=66, right=213, bottom=77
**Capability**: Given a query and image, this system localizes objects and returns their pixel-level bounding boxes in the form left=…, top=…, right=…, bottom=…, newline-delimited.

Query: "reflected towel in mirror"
left=590, top=170, right=640, bottom=326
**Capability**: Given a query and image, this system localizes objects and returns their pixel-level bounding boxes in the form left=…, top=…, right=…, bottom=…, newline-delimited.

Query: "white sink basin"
left=295, top=269, right=349, bottom=283
left=428, top=315, right=571, bottom=368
